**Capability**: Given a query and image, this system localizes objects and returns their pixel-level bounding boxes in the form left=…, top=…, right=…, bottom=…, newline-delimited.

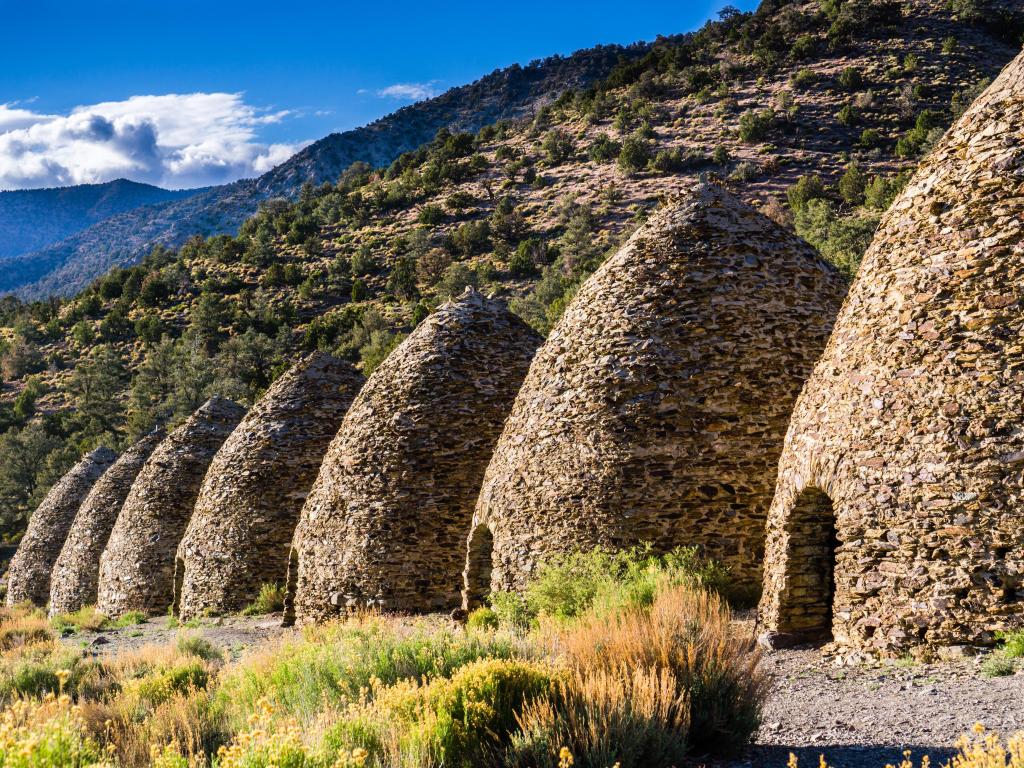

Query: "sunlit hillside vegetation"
left=0, top=0, right=1020, bottom=539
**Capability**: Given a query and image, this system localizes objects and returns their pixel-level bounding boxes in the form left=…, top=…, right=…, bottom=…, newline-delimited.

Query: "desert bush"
left=242, top=583, right=287, bottom=616
left=738, top=109, right=774, bottom=142
left=508, top=666, right=688, bottom=768
left=981, top=655, right=1015, bottom=678
left=791, top=68, right=818, bottom=89
left=0, top=694, right=108, bottom=767
left=0, top=607, right=54, bottom=652
left=795, top=199, right=879, bottom=276
left=997, top=630, right=1024, bottom=659
left=786, top=174, right=828, bottom=212
left=523, top=545, right=730, bottom=622
left=617, top=134, right=652, bottom=175
left=214, top=618, right=519, bottom=731
left=466, top=607, right=500, bottom=632
left=534, top=584, right=765, bottom=760
left=587, top=134, right=621, bottom=163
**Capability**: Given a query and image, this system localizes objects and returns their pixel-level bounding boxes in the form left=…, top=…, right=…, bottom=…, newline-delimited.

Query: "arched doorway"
left=774, top=487, right=839, bottom=643
left=172, top=557, right=185, bottom=616
left=282, top=547, right=299, bottom=627
left=463, top=524, right=494, bottom=610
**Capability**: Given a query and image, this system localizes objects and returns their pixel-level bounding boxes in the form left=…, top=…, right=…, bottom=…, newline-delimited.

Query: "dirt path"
left=59, top=613, right=294, bottom=660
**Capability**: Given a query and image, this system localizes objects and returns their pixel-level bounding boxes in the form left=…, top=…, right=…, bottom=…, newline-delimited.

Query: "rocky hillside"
left=0, top=179, right=196, bottom=261
left=1, top=44, right=644, bottom=299
left=0, top=0, right=1020, bottom=539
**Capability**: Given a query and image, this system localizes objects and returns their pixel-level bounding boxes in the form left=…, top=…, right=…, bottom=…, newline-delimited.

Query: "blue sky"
left=0, top=0, right=757, bottom=190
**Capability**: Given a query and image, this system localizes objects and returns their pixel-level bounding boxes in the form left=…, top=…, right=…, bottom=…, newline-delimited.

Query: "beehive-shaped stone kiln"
left=758, top=51, right=1024, bottom=656
left=96, top=397, right=244, bottom=617
left=463, top=183, right=847, bottom=608
left=175, top=353, right=364, bottom=620
left=5, top=447, right=116, bottom=607
left=49, top=430, right=165, bottom=616
left=290, top=288, right=542, bottom=623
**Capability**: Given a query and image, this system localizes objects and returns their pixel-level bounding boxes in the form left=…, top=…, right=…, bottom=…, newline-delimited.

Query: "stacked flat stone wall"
left=175, top=354, right=364, bottom=620
left=5, top=448, right=116, bottom=607
left=291, top=288, right=541, bottom=623
left=96, top=397, right=244, bottom=617
left=759, top=50, right=1024, bottom=656
left=49, top=430, right=164, bottom=616
left=465, top=184, right=846, bottom=606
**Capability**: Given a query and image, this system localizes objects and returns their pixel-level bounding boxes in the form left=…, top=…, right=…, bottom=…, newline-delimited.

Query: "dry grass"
left=551, top=583, right=768, bottom=756
left=0, top=605, right=55, bottom=652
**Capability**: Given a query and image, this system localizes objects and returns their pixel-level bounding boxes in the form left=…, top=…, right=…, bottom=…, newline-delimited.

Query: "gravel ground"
left=59, top=613, right=294, bottom=661
left=61, top=613, right=1024, bottom=768
left=744, top=645, right=1024, bottom=768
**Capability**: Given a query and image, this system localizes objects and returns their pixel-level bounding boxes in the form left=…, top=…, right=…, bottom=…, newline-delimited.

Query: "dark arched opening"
left=775, top=487, right=839, bottom=643
left=282, top=547, right=299, bottom=627
left=172, top=557, right=185, bottom=616
left=463, top=524, right=494, bottom=610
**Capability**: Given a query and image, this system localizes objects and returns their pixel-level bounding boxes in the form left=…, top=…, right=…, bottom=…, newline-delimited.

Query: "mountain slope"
left=2, top=43, right=646, bottom=299
left=0, top=180, right=196, bottom=262
left=0, top=0, right=1021, bottom=539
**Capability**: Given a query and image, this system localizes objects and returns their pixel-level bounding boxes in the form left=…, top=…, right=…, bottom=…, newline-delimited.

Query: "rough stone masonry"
left=97, top=397, right=245, bottom=617
left=49, top=429, right=165, bottom=616
left=291, top=288, right=541, bottom=623
left=5, top=447, right=116, bottom=607
left=759, top=49, right=1024, bottom=656
left=465, top=183, right=846, bottom=607
left=175, top=353, right=364, bottom=620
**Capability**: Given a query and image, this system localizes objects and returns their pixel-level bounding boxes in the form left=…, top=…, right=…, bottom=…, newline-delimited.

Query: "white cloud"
left=0, top=93, right=308, bottom=190
left=375, top=82, right=439, bottom=101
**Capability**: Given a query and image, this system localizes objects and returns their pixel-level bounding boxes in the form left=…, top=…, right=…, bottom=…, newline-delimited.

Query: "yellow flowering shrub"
left=0, top=694, right=110, bottom=768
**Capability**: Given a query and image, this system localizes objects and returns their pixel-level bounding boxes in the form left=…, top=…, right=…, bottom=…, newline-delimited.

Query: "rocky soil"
left=746, top=646, right=1024, bottom=768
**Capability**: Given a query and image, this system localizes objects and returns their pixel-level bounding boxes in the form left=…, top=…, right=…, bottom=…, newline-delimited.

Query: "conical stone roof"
left=758, top=50, right=1024, bottom=656
left=175, top=353, right=364, bottom=620
left=6, top=447, right=116, bottom=607
left=291, top=288, right=542, bottom=623
left=465, top=184, right=847, bottom=606
left=48, top=430, right=165, bottom=617
left=96, top=396, right=245, bottom=617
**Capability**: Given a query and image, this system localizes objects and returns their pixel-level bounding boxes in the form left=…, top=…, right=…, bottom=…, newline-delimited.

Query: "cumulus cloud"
left=0, top=93, right=308, bottom=190
left=375, top=82, right=440, bottom=101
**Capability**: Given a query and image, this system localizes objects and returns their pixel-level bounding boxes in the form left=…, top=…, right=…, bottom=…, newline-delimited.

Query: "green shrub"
left=942, top=35, right=958, bottom=53
left=838, top=162, right=867, bottom=206
left=996, top=630, right=1024, bottom=659
left=838, top=66, right=863, bottom=90
left=836, top=103, right=859, bottom=127
left=738, top=109, right=774, bottom=142
left=417, top=204, right=445, bottom=226
left=524, top=546, right=730, bottom=622
left=794, top=199, right=879, bottom=276
left=391, top=659, right=554, bottom=766
left=617, top=134, right=652, bottom=175
left=542, top=129, right=575, bottom=164
left=466, top=607, right=500, bottom=631
left=786, top=174, right=828, bottom=212
left=214, top=619, right=517, bottom=729
left=791, top=69, right=818, bottom=89
left=859, top=128, right=882, bottom=148
left=176, top=634, right=223, bottom=663
left=864, top=172, right=910, bottom=210
left=790, top=34, right=817, bottom=59
left=242, top=583, right=286, bottom=616
left=489, top=591, right=533, bottom=630
left=981, top=655, right=1015, bottom=678
left=587, top=134, right=621, bottom=163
